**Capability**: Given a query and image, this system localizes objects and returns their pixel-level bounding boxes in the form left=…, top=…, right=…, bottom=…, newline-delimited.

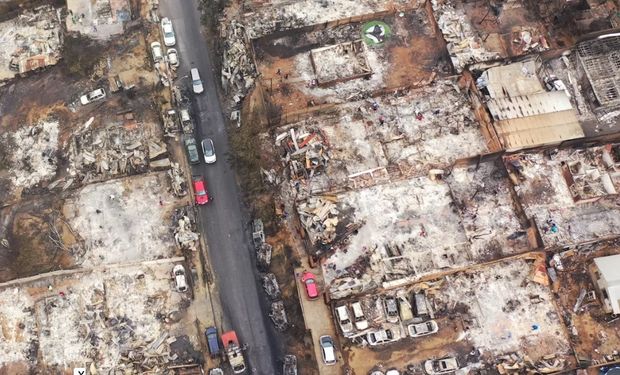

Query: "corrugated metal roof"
left=486, top=59, right=544, bottom=98
left=497, top=110, right=584, bottom=150
left=487, top=91, right=574, bottom=121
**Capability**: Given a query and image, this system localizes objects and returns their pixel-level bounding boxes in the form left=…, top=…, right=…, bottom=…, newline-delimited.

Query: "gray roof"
left=594, top=254, right=620, bottom=284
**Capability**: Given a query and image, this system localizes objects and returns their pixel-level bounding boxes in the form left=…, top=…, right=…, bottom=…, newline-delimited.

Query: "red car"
left=301, top=272, right=319, bottom=300
left=192, top=176, right=209, bottom=205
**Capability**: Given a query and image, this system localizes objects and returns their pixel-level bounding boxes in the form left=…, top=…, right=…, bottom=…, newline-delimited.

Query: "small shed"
left=593, top=254, right=620, bottom=314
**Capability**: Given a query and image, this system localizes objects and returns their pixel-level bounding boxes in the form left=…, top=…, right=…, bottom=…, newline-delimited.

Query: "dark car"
left=205, top=326, right=220, bottom=357
left=185, top=137, right=200, bottom=164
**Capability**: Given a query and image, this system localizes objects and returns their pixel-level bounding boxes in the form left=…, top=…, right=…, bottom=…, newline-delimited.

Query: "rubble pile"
left=269, top=300, right=288, bottom=331
left=5, top=120, right=59, bottom=189
left=277, top=127, right=330, bottom=180
left=67, top=123, right=151, bottom=187
left=173, top=206, right=199, bottom=251
left=0, top=5, right=62, bottom=81
left=496, top=354, right=566, bottom=374
left=167, top=162, right=187, bottom=197
left=161, top=108, right=179, bottom=135
left=262, top=273, right=281, bottom=300
left=431, top=0, right=499, bottom=72
left=510, top=27, right=550, bottom=55
left=220, top=20, right=256, bottom=104
left=297, top=196, right=340, bottom=246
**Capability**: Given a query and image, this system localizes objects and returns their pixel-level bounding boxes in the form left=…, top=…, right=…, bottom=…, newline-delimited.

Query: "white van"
left=190, top=68, right=204, bottom=94
left=351, top=302, right=368, bottom=330
left=334, top=305, right=353, bottom=334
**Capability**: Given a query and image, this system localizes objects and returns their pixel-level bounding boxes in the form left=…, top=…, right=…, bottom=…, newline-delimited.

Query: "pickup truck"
left=221, top=331, right=246, bottom=374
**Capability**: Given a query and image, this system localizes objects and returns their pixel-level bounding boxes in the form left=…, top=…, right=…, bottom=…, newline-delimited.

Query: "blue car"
left=205, top=327, right=220, bottom=357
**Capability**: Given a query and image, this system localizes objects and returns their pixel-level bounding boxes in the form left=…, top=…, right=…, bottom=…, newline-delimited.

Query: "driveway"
left=296, top=261, right=343, bottom=375
left=157, top=0, right=281, bottom=373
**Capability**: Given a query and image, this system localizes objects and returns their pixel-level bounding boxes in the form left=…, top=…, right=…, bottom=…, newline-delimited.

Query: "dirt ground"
left=0, top=28, right=162, bottom=206
left=345, top=322, right=470, bottom=375
left=0, top=198, right=76, bottom=282
left=552, top=242, right=620, bottom=366
left=253, top=7, right=450, bottom=119
left=0, top=171, right=182, bottom=283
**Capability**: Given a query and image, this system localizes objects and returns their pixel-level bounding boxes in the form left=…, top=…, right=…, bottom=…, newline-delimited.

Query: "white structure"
left=594, top=254, right=620, bottom=314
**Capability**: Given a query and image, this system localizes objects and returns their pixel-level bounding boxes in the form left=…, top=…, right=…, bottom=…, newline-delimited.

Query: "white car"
left=80, top=88, right=106, bottom=105
left=201, top=138, right=216, bottom=164
left=407, top=320, right=439, bottom=337
left=319, top=335, right=336, bottom=365
left=190, top=68, right=204, bottom=94
left=161, top=17, right=176, bottom=46
left=335, top=305, right=353, bottom=334
left=351, top=301, right=369, bottom=330
left=424, top=357, right=459, bottom=375
left=366, top=328, right=398, bottom=346
left=173, top=264, right=188, bottom=292
left=151, top=41, right=163, bottom=62
left=167, top=48, right=179, bottom=68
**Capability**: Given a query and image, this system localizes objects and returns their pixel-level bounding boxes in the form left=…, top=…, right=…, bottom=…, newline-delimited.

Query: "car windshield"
left=165, top=31, right=174, bottom=38
left=193, top=79, right=201, bottom=86
left=305, top=279, right=315, bottom=285
left=196, top=189, right=206, bottom=196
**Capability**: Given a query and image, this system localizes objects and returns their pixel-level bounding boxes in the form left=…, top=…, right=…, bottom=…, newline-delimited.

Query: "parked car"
left=190, top=67, right=204, bottom=94
left=192, top=175, right=210, bottom=205
left=300, top=272, right=319, bottom=300
left=283, top=354, right=297, bottom=375
left=201, top=138, right=216, bottom=164
left=161, top=17, right=176, bottom=46
left=398, top=296, right=414, bottom=323
left=407, top=320, right=439, bottom=337
left=80, top=88, right=106, bottom=105
left=413, top=292, right=429, bottom=316
left=173, top=264, right=187, bottom=292
left=167, top=48, right=179, bottom=68
left=366, top=328, right=398, bottom=346
left=205, top=327, right=220, bottom=357
left=150, top=41, right=163, bottom=62
left=383, top=296, right=399, bottom=323
left=319, top=335, right=337, bottom=365
left=184, top=137, right=200, bottom=164
left=351, top=301, right=368, bottom=330
left=335, top=305, right=354, bottom=334
left=424, top=357, right=459, bottom=375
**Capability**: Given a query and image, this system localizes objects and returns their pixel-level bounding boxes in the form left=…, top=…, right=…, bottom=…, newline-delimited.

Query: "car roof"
left=323, top=345, right=335, bottom=361
left=194, top=179, right=206, bottom=189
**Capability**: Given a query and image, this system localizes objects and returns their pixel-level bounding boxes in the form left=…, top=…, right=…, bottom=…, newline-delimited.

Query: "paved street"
left=158, top=0, right=281, bottom=373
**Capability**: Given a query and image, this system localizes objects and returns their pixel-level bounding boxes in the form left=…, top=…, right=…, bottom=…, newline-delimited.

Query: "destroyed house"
left=576, top=35, right=620, bottom=114
left=593, top=254, right=620, bottom=314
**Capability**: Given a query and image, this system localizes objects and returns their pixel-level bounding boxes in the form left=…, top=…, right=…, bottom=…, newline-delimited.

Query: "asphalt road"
left=158, top=1, right=281, bottom=373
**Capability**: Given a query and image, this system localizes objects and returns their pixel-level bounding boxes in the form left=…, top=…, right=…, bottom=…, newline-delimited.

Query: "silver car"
left=319, top=335, right=336, bottom=365
left=424, top=357, right=458, bottom=375
left=407, top=320, right=439, bottom=337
